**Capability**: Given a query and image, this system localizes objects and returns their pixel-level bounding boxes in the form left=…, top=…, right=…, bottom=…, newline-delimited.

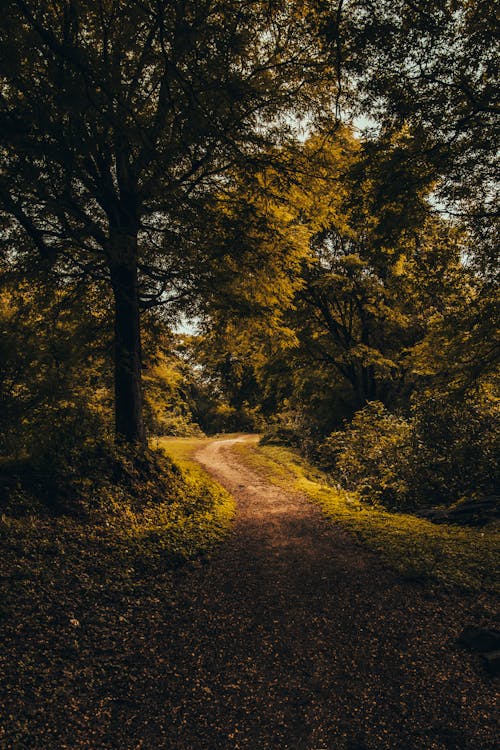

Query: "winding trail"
left=155, top=437, right=497, bottom=750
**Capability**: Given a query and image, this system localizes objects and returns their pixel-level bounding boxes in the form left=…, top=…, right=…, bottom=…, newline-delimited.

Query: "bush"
left=145, top=407, right=204, bottom=437
left=197, top=401, right=264, bottom=434
left=260, top=407, right=322, bottom=457
left=320, top=401, right=413, bottom=506
left=409, top=389, right=499, bottom=505
left=319, top=392, right=499, bottom=511
left=0, top=438, right=186, bottom=517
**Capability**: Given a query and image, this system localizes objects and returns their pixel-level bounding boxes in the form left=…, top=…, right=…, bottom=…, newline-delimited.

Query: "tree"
left=0, top=268, right=113, bottom=456
left=0, top=0, right=335, bottom=444
left=252, top=131, right=448, bottom=413
left=334, top=0, right=500, bottom=399
left=198, top=128, right=472, bottom=432
left=333, top=0, right=499, bottom=270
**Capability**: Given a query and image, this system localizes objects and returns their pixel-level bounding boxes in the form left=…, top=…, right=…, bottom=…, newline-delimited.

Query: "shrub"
left=320, top=401, right=413, bottom=506
left=260, top=407, right=322, bottom=457
left=197, top=401, right=264, bottom=434
left=145, top=407, right=204, bottom=437
left=319, top=391, right=499, bottom=511
left=409, top=389, right=499, bottom=505
left=0, top=438, right=184, bottom=517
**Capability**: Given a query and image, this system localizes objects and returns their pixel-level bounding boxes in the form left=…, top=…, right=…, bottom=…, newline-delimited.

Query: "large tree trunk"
left=109, top=235, right=145, bottom=445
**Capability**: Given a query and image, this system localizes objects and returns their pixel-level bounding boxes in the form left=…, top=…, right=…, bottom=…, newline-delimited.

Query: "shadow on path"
left=153, top=437, right=497, bottom=750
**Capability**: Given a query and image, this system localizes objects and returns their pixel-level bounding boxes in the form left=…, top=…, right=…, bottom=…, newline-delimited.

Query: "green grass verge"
left=0, top=438, right=235, bottom=746
left=154, top=435, right=236, bottom=560
left=232, top=441, right=499, bottom=593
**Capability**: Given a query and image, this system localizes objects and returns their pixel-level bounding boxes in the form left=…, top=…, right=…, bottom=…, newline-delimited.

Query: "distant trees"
left=198, top=129, right=464, bottom=417
left=289, top=130, right=445, bottom=412
left=192, top=118, right=498, bottom=507
left=341, top=0, right=499, bottom=402
left=193, top=0, right=499, bottom=466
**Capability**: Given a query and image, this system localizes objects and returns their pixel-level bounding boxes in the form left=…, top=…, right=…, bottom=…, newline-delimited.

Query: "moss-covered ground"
left=1, top=438, right=234, bottom=580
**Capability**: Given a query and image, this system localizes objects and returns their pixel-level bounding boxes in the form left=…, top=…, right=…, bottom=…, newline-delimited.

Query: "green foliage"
left=208, top=129, right=477, bottom=429
left=260, top=418, right=305, bottom=450
left=189, top=333, right=270, bottom=433
left=289, top=191, right=467, bottom=415
left=411, top=284, right=500, bottom=393
left=260, top=405, right=326, bottom=459
left=0, top=1, right=496, bottom=540
left=217, top=129, right=497, bottom=519
left=0, top=0, right=339, bottom=443
left=320, top=401, right=412, bottom=506
left=142, top=344, right=204, bottom=438
left=319, top=393, right=499, bottom=510
left=0, top=275, right=230, bottom=460
left=344, top=1, right=498, bottom=208
left=340, top=1, right=499, bottom=289
left=409, top=389, right=499, bottom=505
left=0, top=277, right=113, bottom=457
left=197, top=402, right=264, bottom=435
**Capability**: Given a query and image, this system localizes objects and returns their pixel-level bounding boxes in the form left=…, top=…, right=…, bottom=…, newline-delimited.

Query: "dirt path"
left=151, top=437, right=497, bottom=750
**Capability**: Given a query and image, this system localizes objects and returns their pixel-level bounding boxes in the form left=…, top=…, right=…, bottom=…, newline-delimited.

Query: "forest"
left=0, top=2, right=498, bottom=749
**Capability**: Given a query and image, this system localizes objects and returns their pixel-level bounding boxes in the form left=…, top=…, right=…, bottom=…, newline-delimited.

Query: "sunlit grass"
left=1, top=437, right=236, bottom=610
left=153, top=435, right=236, bottom=559
left=232, top=441, right=499, bottom=593
left=155, top=433, right=244, bottom=464
left=154, top=434, right=214, bottom=466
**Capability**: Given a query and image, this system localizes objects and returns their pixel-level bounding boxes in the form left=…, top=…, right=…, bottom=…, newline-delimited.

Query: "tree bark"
left=109, top=236, right=145, bottom=446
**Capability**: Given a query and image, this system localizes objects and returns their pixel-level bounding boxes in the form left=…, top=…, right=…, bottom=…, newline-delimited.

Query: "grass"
left=0, top=437, right=236, bottom=632
left=153, top=435, right=236, bottom=560
left=154, top=433, right=243, bottom=464
left=231, top=440, right=500, bottom=593
left=0, top=436, right=236, bottom=748
left=2, top=437, right=235, bottom=569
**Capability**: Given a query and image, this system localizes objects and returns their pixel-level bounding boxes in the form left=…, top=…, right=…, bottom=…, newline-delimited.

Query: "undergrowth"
left=232, top=441, right=499, bottom=593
